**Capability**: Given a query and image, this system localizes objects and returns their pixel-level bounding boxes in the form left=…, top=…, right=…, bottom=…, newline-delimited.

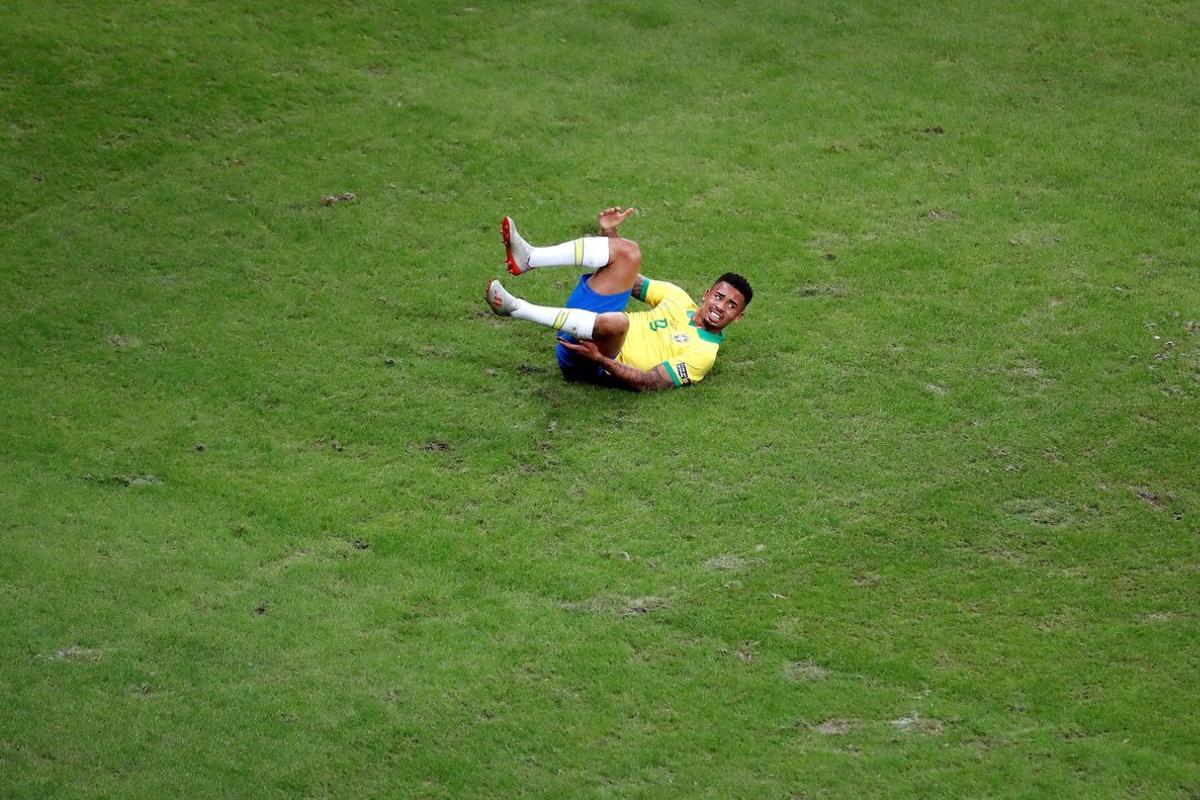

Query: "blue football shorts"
left=555, top=273, right=632, bottom=383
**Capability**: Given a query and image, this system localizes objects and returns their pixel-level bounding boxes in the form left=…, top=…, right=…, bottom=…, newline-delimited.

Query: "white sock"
left=528, top=237, right=610, bottom=270
left=511, top=300, right=596, bottom=339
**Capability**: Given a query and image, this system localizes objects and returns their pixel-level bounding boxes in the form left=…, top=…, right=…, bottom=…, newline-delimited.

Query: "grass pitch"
left=2, top=1, right=1198, bottom=797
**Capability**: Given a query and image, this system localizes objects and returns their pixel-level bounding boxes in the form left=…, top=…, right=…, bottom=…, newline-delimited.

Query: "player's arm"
left=632, top=274, right=650, bottom=303
left=557, top=338, right=675, bottom=391
left=631, top=275, right=691, bottom=308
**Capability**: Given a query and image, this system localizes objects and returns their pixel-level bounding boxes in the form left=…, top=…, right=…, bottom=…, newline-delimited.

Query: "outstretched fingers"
left=598, top=206, right=638, bottom=229
left=557, top=337, right=602, bottom=361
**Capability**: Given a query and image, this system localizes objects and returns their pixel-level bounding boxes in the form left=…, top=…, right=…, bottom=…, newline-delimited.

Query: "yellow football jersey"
left=617, top=278, right=725, bottom=386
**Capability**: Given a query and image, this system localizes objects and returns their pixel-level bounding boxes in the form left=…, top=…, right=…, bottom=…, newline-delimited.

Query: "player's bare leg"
left=585, top=237, right=641, bottom=296
left=590, top=311, right=630, bottom=357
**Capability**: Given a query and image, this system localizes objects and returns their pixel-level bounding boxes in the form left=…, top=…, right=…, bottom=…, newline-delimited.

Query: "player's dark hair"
left=716, top=272, right=753, bottom=308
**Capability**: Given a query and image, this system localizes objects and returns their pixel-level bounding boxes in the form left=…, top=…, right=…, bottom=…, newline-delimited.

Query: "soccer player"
left=485, top=206, right=752, bottom=390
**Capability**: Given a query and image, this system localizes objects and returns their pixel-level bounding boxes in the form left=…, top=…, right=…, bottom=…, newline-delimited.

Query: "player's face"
left=696, top=281, right=746, bottom=331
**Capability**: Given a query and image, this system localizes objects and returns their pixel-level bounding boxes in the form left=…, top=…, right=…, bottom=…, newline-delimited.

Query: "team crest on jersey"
left=673, top=333, right=689, bottom=344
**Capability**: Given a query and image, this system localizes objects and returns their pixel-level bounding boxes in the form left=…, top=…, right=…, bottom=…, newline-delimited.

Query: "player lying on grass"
left=486, top=206, right=752, bottom=390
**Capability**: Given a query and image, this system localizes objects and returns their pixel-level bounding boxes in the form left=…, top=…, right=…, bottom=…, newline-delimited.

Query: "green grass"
left=2, top=1, right=1198, bottom=797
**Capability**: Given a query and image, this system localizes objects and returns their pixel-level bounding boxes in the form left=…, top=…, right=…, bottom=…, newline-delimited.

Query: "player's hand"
left=557, top=337, right=604, bottom=362
left=598, top=206, right=636, bottom=235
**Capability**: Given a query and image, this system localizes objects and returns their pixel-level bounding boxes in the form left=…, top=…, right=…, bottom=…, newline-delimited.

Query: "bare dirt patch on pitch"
left=703, top=554, right=764, bottom=572
left=783, top=661, right=829, bottom=682
left=105, top=334, right=141, bottom=350
left=320, top=191, right=357, bottom=207
left=84, top=473, right=161, bottom=487
left=1131, top=485, right=1166, bottom=509
left=815, top=719, right=854, bottom=735
left=891, top=712, right=945, bottom=734
left=794, top=284, right=851, bottom=298
left=561, top=595, right=670, bottom=617
left=47, top=645, right=104, bottom=662
left=1001, top=497, right=1072, bottom=527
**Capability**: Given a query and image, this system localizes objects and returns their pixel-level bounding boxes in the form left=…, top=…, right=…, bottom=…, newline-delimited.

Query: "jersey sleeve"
left=661, top=345, right=717, bottom=387
left=634, top=277, right=694, bottom=310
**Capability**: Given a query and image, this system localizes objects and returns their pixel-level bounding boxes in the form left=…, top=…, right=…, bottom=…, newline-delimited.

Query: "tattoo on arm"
left=598, top=358, right=675, bottom=391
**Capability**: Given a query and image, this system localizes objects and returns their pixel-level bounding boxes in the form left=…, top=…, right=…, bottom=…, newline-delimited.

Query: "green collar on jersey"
left=687, top=311, right=726, bottom=343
